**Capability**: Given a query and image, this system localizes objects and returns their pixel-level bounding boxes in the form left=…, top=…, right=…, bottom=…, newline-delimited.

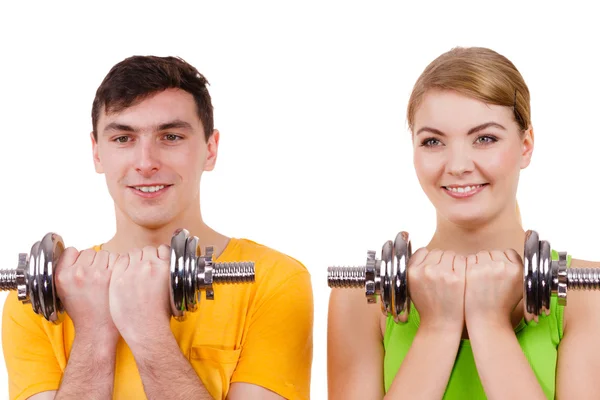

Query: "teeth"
left=446, top=185, right=482, bottom=193
left=134, top=185, right=165, bottom=193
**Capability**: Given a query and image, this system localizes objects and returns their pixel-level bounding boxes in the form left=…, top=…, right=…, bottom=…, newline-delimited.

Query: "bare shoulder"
left=570, top=258, right=600, bottom=268
left=564, top=258, right=600, bottom=332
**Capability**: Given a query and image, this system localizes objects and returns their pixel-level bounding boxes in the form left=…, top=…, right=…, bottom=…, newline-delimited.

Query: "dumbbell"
left=0, top=228, right=255, bottom=324
left=327, top=230, right=600, bottom=323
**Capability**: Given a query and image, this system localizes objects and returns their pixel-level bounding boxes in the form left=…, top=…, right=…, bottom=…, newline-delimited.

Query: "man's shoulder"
left=226, top=238, right=309, bottom=279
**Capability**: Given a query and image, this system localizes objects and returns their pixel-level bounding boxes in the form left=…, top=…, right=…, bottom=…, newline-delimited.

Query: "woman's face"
left=412, top=89, right=534, bottom=226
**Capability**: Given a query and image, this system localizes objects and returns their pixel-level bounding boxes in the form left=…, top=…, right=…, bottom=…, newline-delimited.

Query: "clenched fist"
left=408, top=248, right=467, bottom=333
left=108, top=245, right=172, bottom=347
left=55, top=248, right=120, bottom=338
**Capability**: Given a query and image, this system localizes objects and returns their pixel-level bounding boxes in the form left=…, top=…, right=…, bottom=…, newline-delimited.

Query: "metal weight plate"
left=524, top=230, right=540, bottom=321
left=380, top=240, right=394, bottom=317
left=170, top=228, right=188, bottom=320
left=38, top=233, right=64, bottom=324
left=539, top=240, right=552, bottom=316
left=28, top=241, right=41, bottom=315
left=184, top=235, right=199, bottom=313
left=392, top=231, right=411, bottom=323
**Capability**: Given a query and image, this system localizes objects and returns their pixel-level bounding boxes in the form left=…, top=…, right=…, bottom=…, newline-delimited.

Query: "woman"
left=327, top=46, right=600, bottom=399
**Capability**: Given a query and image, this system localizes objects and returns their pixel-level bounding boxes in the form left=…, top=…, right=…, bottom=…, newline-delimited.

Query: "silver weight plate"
left=28, top=241, right=41, bottom=315
left=39, top=233, right=64, bottom=324
left=170, top=228, right=188, bottom=321
left=392, top=231, right=411, bottom=323
left=539, top=240, right=552, bottom=316
left=380, top=240, right=394, bottom=317
left=184, top=235, right=199, bottom=313
left=524, top=230, right=540, bottom=319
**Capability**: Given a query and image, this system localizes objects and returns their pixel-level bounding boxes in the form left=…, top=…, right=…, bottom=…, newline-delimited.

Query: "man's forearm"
left=128, top=330, right=212, bottom=400
left=468, top=321, right=546, bottom=400
left=55, top=331, right=118, bottom=400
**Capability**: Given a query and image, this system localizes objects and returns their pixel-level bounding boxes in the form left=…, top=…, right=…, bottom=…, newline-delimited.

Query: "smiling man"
left=2, top=55, right=313, bottom=400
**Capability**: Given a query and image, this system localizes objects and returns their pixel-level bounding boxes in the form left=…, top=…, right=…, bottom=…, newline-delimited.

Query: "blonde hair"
left=407, top=47, right=530, bottom=224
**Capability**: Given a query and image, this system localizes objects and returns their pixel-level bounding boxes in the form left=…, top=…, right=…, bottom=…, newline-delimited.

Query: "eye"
left=420, top=137, right=442, bottom=147
left=475, top=135, right=498, bottom=145
left=114, top=136, right=130, bottom=143
left=164, top=134, right=182, bottom=141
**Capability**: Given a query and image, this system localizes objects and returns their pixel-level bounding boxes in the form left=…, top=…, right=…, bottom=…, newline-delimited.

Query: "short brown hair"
left=91, top=55, right=214, bottom=141
left=407, top=47, right=531, bottom=134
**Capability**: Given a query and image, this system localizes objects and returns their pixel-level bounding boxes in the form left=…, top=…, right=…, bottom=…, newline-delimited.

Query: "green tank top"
left=383, top=250, right=568, bottom=399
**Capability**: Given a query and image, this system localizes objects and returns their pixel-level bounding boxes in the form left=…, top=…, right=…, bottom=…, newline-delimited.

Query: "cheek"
left=478, top=146, right=521, bottom=178
left=413, top=151, right=443, bottom=183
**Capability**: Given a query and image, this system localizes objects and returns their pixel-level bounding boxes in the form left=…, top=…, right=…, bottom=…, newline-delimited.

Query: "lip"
left=442, top=183, right=488, bottom=199
left=128, top=184, right=172, bottom=199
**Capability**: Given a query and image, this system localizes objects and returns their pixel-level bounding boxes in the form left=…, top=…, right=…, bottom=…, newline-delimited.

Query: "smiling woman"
left=327, top=46, right=600, bottom=399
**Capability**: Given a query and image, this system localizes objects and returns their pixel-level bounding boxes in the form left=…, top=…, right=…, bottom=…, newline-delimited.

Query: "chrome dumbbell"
left=0, top=228, right=255, bottom=324
left=328, top=230, right=600, bottom=323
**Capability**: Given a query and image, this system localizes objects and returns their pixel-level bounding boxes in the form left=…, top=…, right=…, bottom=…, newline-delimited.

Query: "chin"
left=129, top=211, right=177, bottom=230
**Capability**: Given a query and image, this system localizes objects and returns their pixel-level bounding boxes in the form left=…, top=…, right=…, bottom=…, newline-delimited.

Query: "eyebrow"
left=103, top=119, right=194, bottom=135
left=415, top=122, right=507, bottom=136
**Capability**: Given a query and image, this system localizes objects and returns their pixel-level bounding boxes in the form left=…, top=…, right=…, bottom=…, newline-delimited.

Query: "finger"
left=422, top=249, right=443, bottom=266
left=157, top=244, right=170, bottom=261
left=466, top=254, right=478, bottom=267
left=453, top=254, right=467, bottom=277
left=111, top=254, right=130, bottom=278
left=75, top=248, right=97, bottom=267
left=107, top=252, right=120, bottom=270
left=490, top=250, right=507, bottom=262
left=476, top=250, right=492, bottom=264
left=142, top=246, right=158, bottom=261
left=439, top=251, right=456, bottom=272
left=57, top=247, right=80, bottom=270
left=92, top=250, right=110, bottom=269
left=128, top=248, right=143, bottom=262
left=504, top=248, right=522, bottom=265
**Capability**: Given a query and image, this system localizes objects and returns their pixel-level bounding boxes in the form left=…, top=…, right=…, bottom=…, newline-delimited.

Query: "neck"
left=101, top=200, right=230, bottom=258
left=427, top=208, right=526, bottom=258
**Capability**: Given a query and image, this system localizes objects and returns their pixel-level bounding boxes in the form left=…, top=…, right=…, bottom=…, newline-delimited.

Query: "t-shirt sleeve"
left=2, top=291, right=62, bottom=400
left=230, top=261, right=313, bottom=400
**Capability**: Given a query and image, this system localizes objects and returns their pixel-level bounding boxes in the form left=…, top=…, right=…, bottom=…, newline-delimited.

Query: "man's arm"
left=26, top=331, right=118, bottom=400
left=54, top=331, right=118, bottom=399
left=127, top=328, right=213, bottom=400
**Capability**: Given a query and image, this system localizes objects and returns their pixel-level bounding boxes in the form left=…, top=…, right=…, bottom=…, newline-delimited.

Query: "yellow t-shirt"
left=2, top=238, right=313, bottom=400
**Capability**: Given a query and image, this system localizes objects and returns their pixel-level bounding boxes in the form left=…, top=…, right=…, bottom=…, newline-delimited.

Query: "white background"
left=1, top=1, right=599, bottom=398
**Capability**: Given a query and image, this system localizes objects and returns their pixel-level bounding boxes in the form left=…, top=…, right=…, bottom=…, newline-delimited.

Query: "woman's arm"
left=555, top=259, right=600, bottom=399
left=328, top=288, right=385, bottom=399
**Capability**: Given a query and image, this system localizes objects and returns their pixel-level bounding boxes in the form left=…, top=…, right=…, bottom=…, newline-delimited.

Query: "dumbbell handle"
left=0, top=259, right=254, bottom=293
left=0, top=230, right=255, bottom=324
left=328, top=265, right=600, bottom=291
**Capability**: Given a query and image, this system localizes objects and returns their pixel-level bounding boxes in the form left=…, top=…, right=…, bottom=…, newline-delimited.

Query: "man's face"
left=92, top=88, right=219, bottom=229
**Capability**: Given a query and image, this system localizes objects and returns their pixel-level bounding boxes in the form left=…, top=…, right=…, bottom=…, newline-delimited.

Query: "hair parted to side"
left=407, top=46, right=531, bottom=134
left=91, top=55, right=214, bottom=142
left=407, top=46, right=531, bottom=225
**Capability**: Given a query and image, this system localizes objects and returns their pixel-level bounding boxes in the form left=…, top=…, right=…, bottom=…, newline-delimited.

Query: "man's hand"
left=109, top=245, right=172, bottom=347
left=55, top=247, right=120, bottom=340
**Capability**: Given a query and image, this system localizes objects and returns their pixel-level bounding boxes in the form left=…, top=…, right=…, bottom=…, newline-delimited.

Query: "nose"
left=446, top=144, right=474, bottom=177
left=134, top=137, right=161, bottom=177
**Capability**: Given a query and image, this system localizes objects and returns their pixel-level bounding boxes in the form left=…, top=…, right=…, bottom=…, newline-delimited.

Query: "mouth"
left=128, top=184, right=173, bottom=198
left=441, top=183, right=488, bottom=198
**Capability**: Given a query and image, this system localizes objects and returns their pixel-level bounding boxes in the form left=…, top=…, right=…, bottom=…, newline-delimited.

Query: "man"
left=2, top=55, right=314, bottom=400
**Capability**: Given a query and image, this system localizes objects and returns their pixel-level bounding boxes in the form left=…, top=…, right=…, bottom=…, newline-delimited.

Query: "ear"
left=91, top=131, right=104, bottom=174
left=520, top=126, right=534, bottom=169
left=203, top=129, right=220, bottom=171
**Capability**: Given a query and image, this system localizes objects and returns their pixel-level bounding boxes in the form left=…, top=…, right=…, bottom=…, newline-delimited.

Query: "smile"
left=128, top=184, right=172, bottom=198
left=442, top=183, right=488, bottom=198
